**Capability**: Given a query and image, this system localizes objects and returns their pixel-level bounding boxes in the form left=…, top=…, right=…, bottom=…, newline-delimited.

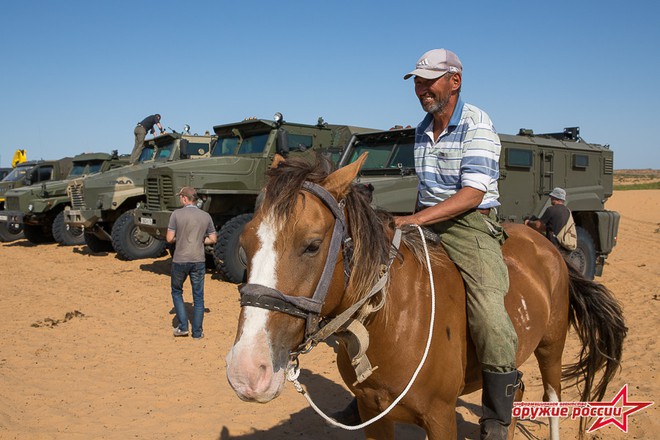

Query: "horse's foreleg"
left=422, top=401, right=457, bottom=440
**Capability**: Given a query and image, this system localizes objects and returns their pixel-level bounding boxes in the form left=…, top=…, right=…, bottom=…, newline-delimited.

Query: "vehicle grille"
left=69, top=182, right=86, bottom=208
left=603, top=157, right=614, bottom=174
left=5, top=196, right=19, bottom=211
left=145, top=175, right=173, bottom=210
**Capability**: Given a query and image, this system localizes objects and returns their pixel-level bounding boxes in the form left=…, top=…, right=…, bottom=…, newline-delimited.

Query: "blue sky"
left=1, top=1, right=658, bottom=169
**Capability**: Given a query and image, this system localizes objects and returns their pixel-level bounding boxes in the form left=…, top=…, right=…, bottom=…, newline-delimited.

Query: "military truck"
left=0, top=157, right=74, bottom=242
left=134, top=114, right=376, bottom=281
left=338, top=126, right=619, bottom=280
left=64, top=132, right=215, bottom=257
left=0, top=151, right=130, bottom=244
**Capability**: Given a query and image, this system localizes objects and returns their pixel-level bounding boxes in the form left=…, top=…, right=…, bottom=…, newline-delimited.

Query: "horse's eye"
left=304, top=240, right=322, bottom=255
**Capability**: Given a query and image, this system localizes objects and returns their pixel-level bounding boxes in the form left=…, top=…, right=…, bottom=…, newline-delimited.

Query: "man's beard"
left=422, top=93, right=451, bottom=114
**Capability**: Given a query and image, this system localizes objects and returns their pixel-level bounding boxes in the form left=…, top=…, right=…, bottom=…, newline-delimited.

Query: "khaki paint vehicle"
left=340, top=126, right=619, bottom=280
left=134, top=114, right=377, bottom=282
left=0, top=156, right=73, bottom=242
left=64, top=132, right=215, bottom=257
left=0, top=151, right=130, bottom=244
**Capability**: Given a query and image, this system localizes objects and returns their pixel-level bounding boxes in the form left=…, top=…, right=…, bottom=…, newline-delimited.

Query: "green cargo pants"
left=431, top=209, right=517, bottom=372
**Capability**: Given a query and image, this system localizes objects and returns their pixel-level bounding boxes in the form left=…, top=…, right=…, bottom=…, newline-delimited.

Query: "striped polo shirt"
left=414, top=97, right=502, bottom=209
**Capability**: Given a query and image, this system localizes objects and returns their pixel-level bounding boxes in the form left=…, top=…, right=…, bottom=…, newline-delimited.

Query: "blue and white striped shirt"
left=414, top=98, right=502, bottom=209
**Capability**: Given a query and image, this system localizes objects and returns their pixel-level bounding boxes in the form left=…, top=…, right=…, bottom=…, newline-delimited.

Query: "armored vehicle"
left=134, top=114, right=376, bottom=281
left=1, top=151, right=130, bottom=244
left=0, top=157, right=74, bottom=242
left=339, top=126, right=619, bottom=280
left=64, top=132, right=214, bottom=257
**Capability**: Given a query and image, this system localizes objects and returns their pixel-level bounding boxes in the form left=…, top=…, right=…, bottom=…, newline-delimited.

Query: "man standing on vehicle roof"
left=131, top=114, right=166, bottom=164
left=395, top=49, right=520, bottom=440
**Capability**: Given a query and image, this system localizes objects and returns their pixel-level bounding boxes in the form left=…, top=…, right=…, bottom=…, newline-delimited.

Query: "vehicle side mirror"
left=276, top=129, right=289, bottom=156
left=179, top=140, right=190, bottom=159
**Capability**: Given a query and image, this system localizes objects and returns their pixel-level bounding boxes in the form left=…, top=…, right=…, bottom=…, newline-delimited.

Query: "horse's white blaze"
left=248, top=214, right=279, bottom=287
left=239, top=215, right=280, bottom=343
left=546, top=384, right=560, bottom=440
left=226, top=214, right=285, bottom=401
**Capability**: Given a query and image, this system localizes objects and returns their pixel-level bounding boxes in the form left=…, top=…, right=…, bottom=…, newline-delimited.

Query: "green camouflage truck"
left=0, top=158, right=74, bottom=242
left=133, top=114, right=376, bottom=282
left=64, top=132, right=215, bottom=257
left=339, top=126, right=619, bottom=280
left=0, top=151, right=130, bottom=245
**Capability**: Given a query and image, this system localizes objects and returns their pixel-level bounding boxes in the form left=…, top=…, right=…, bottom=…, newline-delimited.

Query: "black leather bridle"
left=239, top=181, right=351, bottom=349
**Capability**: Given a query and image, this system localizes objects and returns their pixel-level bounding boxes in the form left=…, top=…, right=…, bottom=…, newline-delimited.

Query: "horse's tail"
left=563, top=262, right=627, bottom=433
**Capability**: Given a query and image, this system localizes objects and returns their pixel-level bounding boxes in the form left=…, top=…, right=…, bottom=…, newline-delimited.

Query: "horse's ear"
left=323, top=152, right=368, bottom=199
left=270, top=154, right=286, bottom=168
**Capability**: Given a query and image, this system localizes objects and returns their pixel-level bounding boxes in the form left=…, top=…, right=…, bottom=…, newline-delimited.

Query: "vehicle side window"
left=506, top=148, right=533, bottom=168
left=34, top=166, right=53, bottom=182
left=288, top=134, right=313, bottom=152
left=389, top=142, right=414, bottom=168
left=187, top=142, right=210, bottom=156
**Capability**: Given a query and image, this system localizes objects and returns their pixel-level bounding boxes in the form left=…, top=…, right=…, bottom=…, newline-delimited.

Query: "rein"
left=290, top=224, right=437, bottom=431
left=238, top=180, right=437, bottom=431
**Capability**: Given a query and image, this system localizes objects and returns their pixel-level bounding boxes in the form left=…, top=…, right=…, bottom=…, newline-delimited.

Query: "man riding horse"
left=336, top=48, right=521, bottom=440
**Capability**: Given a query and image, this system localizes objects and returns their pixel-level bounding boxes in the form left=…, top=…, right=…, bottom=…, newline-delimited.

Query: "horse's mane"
left=260, top=154, right=449, bottom=313
left=261, top=155, right=391, bottom=302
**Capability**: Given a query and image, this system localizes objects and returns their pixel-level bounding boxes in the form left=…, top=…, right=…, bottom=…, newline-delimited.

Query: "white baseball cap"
left=404, top=48, right=463, bottom=80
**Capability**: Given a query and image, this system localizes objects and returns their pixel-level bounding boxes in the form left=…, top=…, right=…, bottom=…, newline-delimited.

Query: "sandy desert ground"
left=0, top=189, right=657, bottom=440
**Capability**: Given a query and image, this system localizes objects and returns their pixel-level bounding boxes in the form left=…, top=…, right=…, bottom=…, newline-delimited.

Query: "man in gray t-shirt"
left=166, top=187, right=217, bottom=339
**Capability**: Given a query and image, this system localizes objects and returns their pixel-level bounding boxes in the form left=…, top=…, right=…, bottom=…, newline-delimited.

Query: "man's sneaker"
left=192, top=333, right=204, bottom=340
left=173, top=327, right=189, bottom=337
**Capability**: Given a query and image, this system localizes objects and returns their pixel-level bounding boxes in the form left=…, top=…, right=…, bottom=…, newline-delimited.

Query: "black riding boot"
left=330, top=397, right=361, bottom=425
left=480, top=370, right=523, bottom=440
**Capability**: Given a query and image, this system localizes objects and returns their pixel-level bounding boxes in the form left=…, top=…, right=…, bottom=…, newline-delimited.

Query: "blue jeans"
left=171, top=262, right=206, bottom=338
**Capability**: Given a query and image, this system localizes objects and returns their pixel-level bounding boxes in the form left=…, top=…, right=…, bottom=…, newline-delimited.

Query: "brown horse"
left=225, top=154, right=626, bottom=439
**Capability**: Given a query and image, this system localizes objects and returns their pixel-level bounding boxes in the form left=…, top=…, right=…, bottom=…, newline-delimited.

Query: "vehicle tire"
left=52, top=211, right=85, bottom=246
left=23, top=223, right=55, bottom=244
left=214, top=213, right=253, bottom=283
left=84, top=231, right=114, bottom=253
left=0, top=221, right=24, bottom=242
left=567, top=226, right=596, bottom=280
left=111, top=210, right=167, bottom=260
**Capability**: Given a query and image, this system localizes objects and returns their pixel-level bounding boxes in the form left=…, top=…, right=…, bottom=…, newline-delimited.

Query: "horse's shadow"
left=216, top=361, right=549, bottom=440
left=216, top=367, right=427, bottom=439
left=215, top=355, right=545, bottom=440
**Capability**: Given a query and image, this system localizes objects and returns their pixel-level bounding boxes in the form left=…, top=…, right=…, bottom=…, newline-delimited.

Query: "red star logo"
left=588, top=384, right=654, bottom=433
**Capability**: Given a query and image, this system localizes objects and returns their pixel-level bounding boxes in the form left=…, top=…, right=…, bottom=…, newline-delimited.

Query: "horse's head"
left=226, top=153, right=372, bottom=403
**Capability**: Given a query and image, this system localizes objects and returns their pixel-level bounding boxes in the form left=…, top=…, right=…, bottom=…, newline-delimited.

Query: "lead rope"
left=286, top=224, right=436, bottom=430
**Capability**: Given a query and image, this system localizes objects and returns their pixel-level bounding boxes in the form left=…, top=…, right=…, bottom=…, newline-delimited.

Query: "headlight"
left=28, top=204, right=34, bottom=212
